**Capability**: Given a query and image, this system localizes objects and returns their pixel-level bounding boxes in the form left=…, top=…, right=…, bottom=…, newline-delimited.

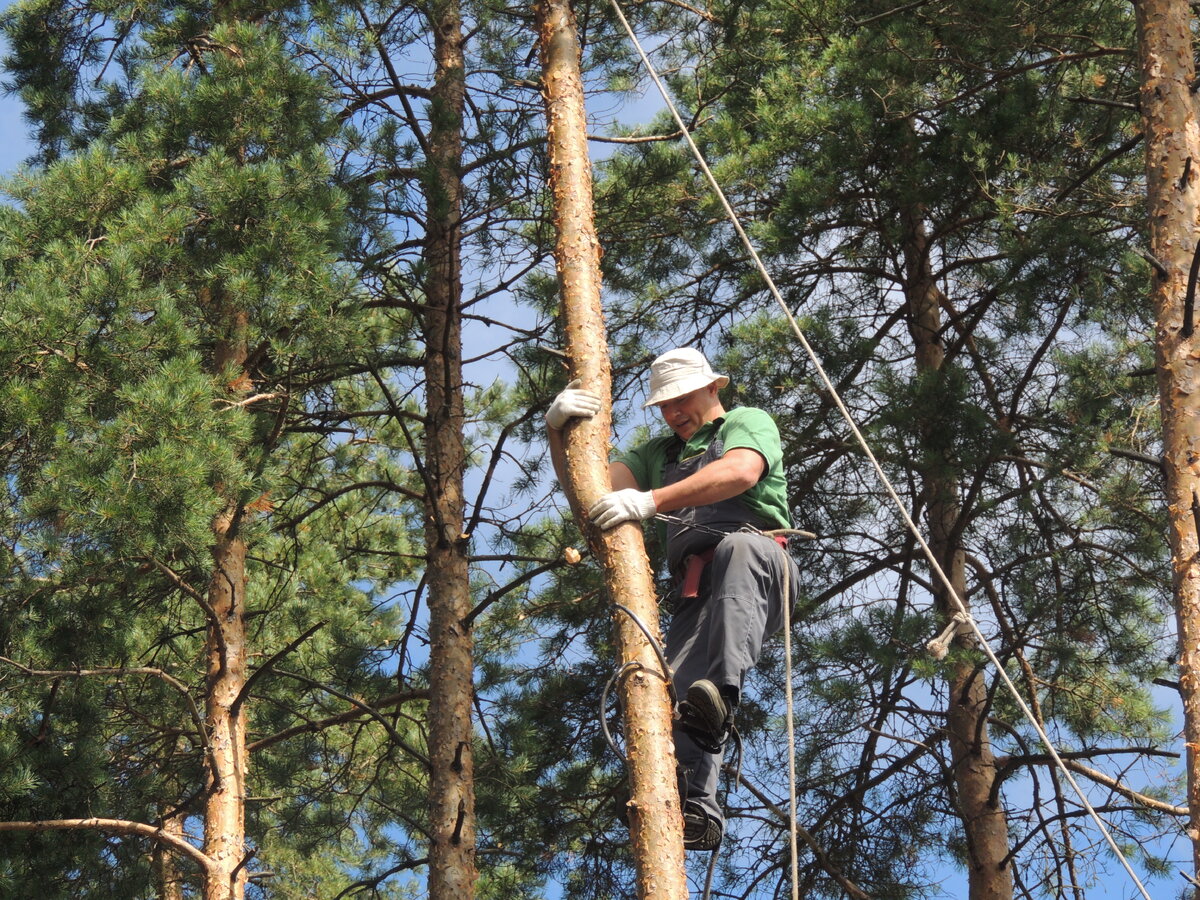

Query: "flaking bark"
left=535, top=2, right=688, bottom=897
left=1135, top=1, right=1200, bottom=889
left=204, top=320, right=251, bottom=900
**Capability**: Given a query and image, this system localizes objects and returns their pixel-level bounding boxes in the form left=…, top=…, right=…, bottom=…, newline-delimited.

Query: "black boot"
left=677, top=679, right=734, bottom=754
left=682, top=801, right=723, bottom=851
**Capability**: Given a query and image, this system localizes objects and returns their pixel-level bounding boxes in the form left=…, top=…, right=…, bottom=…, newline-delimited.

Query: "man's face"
left=656, top=384, right=718, bottom=441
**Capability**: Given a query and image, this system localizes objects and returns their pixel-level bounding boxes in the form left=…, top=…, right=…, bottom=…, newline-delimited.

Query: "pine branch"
left=0, top=657, right=213, bottom=774
left=587, top=128, right=692, bottom=144
left=282, top=479, right=424, bottom=530
left=1054, top=132, right=1143, bottom=203
left=270, top=669, right=430, bottom=766
left=731, top=771, right=871, bottom=900
left=1109, top=446, right=1165, bottom=473
left=330, top=855, right=430, bottom=900
left=247, top=689, right=429, bottom=752
left=996, top=746, right=1184, bottom=816
left=1137, top=247, right=1170, bottom=278
left=463, top=554, right=577, bottom=627
left=0, top=818, right=213, bottom=872
left=637, top=0, right=716, bottom=22
left=464, top=407, right=540, bottom=537
left=852, top=0, right=936, bottom=27
left=230, top=622, right=325, bottom=719
left=368, top=367, right=439, bottom=525
left=339, top=83, right=434, bottom=119
left=1060, top=757, right=1187, bottom=817
left=145, top=556, right=225, bottom=655
left=357, top=3, right=430, bottom=158
left=214, top=391, right=285, bottom=410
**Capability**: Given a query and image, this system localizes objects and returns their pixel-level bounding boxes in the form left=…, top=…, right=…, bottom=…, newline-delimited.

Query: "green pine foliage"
left=0, top=19, right=435, bottom=898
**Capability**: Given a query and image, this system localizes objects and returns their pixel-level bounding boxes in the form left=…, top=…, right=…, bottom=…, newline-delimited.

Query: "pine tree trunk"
left=902, top=207, right=1013, bottom=900
left=423, top=1, right=477, bottom=896
left=203, top=324, right=250, bottom=900
left=200, top=9, right=251, bottom=890
left=1135, top=2, right=1200, bottom=888
left=153, top=810, right=185, bottom=900
left=535, top=2, right=688, bottom=897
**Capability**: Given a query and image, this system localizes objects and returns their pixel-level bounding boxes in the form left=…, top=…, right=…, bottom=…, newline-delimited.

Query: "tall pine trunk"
left=535, top=1, right=688, bottom=896
left=203, top=312, right=250, bottom=900
left=901, top=206, right=1013, bottom=900
left=155, top=861, right=185, bottom=900
left=153, top=810, right=185, bottom=900
left=423, top=1, right=477, bottom=895
left=1135, top=1, right=1200, bottom=889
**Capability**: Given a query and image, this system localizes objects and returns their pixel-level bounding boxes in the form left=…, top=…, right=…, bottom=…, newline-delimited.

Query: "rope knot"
left=926, top=611, right=971, bottom=660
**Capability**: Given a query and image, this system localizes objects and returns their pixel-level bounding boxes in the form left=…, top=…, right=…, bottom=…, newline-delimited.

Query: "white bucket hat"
left=643, top=348, right=729, bottom=408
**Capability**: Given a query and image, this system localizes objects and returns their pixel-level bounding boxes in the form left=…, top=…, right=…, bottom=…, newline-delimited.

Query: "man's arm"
left=590, top=449, right=765, bottom=530
left=648, top=448, right=764, bottom=514
left=610, top=460, right=640, bottom=491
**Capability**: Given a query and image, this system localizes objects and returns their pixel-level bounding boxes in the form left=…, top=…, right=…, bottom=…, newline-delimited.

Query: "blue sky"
left=0, top=19, right=32, bottom=173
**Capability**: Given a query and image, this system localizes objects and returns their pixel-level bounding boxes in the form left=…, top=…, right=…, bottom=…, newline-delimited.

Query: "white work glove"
left=545, top=379, right=602, bottom=430
left=588, top=489, right=657, bottom=530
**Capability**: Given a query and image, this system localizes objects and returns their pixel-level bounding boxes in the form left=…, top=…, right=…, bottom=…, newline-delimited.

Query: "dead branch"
left=270, top=669, right=430, bottom=766
left=246, top=689, right=431, bottom=753
left=732, top=771, right=872, bottom=900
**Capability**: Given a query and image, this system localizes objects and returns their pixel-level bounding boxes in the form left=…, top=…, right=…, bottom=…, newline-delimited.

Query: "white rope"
left=604, top=4, right=1155, bottom=897
left=779, top=545, right=799, bottom=900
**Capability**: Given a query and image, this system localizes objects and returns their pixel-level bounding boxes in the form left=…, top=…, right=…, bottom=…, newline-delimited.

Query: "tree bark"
left=202, top=302, right=251, bottom=900
left=423, top=1, right=477, bottom=896
left=901, top=205, right=1013, bottom=900
left=1135, top=1, right=1200, bottom=889
left=154, top=810, right=187, bottom=900
left=535, top=2, right=688, bottom=897
left=204, top=508, right=248, bottom=900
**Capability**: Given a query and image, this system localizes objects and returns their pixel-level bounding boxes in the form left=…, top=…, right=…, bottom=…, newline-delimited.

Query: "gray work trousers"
left=666, top=530, right=799, bottom=827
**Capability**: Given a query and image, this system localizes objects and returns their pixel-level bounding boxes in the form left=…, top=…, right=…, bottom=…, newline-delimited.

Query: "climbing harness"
left=654, top=519, right=807, bottom=894
left=652, top=514, right=813, bottom=602
left=606, top=3, right=1156, bottom=898
left=600, top=519, right=800, bottom=760
left=653, top=512, right=816, bottom=543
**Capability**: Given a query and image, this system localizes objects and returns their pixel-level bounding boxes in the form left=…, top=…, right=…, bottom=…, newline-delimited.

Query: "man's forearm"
left=650, top=450, right=763, bottom=514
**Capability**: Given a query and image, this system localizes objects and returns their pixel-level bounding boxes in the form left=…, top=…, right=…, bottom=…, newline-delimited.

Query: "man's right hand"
left=545, top=380, right=602, bottom=430
left=588, top=489, right=657, bottom=529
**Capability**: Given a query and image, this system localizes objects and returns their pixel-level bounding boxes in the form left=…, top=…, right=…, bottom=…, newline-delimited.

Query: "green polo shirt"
left=615, top=406, right=792, bottom=531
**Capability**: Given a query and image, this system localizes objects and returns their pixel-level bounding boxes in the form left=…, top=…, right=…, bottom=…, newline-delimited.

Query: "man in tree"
left=546, top=347, right=798, bottom=851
